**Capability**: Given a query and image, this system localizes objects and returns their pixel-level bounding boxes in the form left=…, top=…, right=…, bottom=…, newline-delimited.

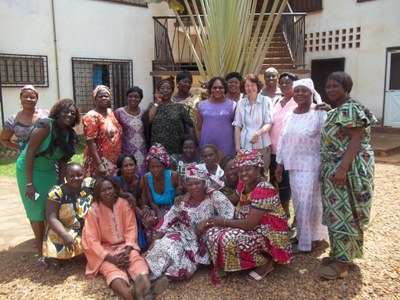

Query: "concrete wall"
left=304, top=0, right=400, bottom=119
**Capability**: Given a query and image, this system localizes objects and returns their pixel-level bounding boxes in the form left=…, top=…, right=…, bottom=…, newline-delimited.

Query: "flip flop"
left=319, top=263, right=348, bottom=280
left=246, top=264, right=275, bottom=282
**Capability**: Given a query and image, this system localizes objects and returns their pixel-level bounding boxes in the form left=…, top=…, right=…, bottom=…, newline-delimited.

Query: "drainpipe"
left=51, top=0, right=60, bottom=98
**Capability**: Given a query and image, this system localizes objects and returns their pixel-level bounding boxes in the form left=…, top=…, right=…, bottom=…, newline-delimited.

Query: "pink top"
left=269, top=97, right=297, bottom=154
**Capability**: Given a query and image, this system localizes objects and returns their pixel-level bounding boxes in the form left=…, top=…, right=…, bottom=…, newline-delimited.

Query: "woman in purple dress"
left=114, top=86, right=147, bottom=176
left=196, top=77, right=236, bottom=156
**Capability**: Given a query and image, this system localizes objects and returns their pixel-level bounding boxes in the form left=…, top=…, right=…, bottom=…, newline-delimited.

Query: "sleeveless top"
left=148, top=170, right=176, bottom=206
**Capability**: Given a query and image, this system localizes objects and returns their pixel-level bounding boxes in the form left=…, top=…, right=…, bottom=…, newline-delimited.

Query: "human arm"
left=0, top=128, right=19, bottom=150
left=195, top=108, right=203, bottom=144
left=86, top=139, right=106, bottom=177
left=209, top=208, right=265, bottom=231
left=171, top=171, right=183, bottom=196
left=148, top=92, right=162, bottom=123
left=58, top=160, right=67, bottom=184
left=234, top=126, right=242, bottom=153
left=250, top=123, right=272, bottom=144
left=274, top=164, right=284, bottom=183
left=142, top=174, right=162, bottom=221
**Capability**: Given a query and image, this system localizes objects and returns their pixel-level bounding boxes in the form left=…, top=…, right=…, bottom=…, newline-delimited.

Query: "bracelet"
left=223, top=218, right=228, bottom=226
left=154, top=103, right=159, bottom=107
left=26, top=182, right=33, bottom=186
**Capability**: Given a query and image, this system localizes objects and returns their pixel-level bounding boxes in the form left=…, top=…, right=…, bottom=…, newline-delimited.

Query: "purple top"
left=198, top=99, right=236, bottom=156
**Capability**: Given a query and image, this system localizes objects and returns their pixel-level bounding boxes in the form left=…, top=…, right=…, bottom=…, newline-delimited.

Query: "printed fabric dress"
left=43, top=178, right=95, bottom=259
left=83, top=109, right=122, bottom=178
left=320, top=99, right=377, bottom=261
left=145, top=190, right=235, bottom=281
left=205, top=180, right=292, bottom=283
left=114, top=107, right=147, bottom=176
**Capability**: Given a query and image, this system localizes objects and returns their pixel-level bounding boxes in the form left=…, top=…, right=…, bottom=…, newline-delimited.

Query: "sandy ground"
left=0, top=162, right=399, bottom=300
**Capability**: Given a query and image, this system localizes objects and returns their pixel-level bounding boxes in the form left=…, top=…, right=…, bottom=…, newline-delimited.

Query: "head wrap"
left=157, top=77, right=175, bottom=91
left=292, top=78, right=322, bottom=104
left=185, top=164, right=224, bottom=192
left=146, top=143, right=171, bottom=167
left=234, top=149, right=264, bottom=168
left=265, top=67, right=279, bottom=75
left=21, top=85, right=38, bottom=96
left=185, top=164, right=209, bottom=181
left=92, top=85, right=111, bottom=98
left=279, top=72, right=298, bottom=82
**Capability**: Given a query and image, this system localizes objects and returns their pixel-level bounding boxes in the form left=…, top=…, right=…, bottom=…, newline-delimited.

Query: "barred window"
left=0, top=54, right=48, bottom=87
left=72, top=57, right=133, bottom=114
left=95, top=0, right=147, bottom=7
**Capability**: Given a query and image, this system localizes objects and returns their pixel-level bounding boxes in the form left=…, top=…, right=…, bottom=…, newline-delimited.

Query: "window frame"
left=95, top=0, right=147, bottom=7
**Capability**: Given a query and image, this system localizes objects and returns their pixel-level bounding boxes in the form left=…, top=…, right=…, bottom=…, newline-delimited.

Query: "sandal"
left=132, top=274, right=146, bottom=300
left=143, top=276, right=169, bottom=300
left=246, top=263, right=275, bottom=282
left=319, top=262, right=348, bottom=280
left=37, top=256, right=49, bottom=269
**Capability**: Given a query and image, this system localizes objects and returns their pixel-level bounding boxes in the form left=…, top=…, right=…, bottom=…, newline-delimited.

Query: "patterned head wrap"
left=157, top=77, right=175, bottom=91
left=292, top=78, right=322, bottom=104
left=92, top=85, right=111, bottom=99
left=185, top=164, right=209, bottom=181
left=146, top=143, right=171, bottom=167
left=265, top=67, right=279, bottom=75
left=234, top=149, right=264, bottom=168
left=20, top=85, right=38, bottom=96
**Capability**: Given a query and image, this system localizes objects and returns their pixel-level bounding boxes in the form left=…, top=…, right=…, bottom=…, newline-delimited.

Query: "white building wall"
left=304, top=0, right=400, bottom=120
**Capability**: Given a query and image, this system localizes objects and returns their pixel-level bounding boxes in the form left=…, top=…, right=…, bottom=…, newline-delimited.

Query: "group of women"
left=0, top=69, right=376, bottom=298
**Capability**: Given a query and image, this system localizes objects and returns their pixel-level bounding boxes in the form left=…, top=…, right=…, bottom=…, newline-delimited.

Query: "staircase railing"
left=280, top=13, right=306, bottom=67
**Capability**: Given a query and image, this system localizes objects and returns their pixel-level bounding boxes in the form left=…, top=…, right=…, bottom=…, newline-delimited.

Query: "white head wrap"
left=265, top=67, right=279, bottom=75
left=292, top=78, right=322, bottom=104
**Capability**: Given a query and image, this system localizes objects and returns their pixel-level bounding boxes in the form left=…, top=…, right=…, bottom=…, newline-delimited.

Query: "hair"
left=181, top=134, right=198, bottom=148
left=326, top=71, right=353, bottom=94
left=201, top=144, right=223, bottom=163
left=126, top=86, right=143, bottom=99
left=20, top=86, right=38, bottom=99
left=157, top=76, right=175, bottom=91
left=279, top=72, right=299, bottom=82
left=65, top=162, right=82, bottom=175
left=49, top=98, right=81, bottom=127
left=225, top=72, right=243, bottom=82
left=176, top=70, right=193, bottom=84
left=93, top=175, right=120, bottom=203
left=244, top=73, right=264, bottom=92
left=207, top=77, right=228, bottom=95
left=116, top=153, right=137, bottom=176
left=220, top=155, right=236, bottom=170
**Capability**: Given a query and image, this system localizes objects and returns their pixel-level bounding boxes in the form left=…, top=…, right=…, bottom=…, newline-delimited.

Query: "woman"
left=275, top=78, right=328, bottom=253
left=82, top=85, right=122, bottom=178
left=233, top=73, right=273, bottom=169
left=1, top=85, right=49, bottom=152
left=196, top=144, right=225, bottom=189
left=261, top=67, right=281, bottom=102
left=225, top=72, right=243, bottom=102
left=170, top=135, right=203, bottom=179
left=144, top=77, right=193, bottom=154
left=82, top=176, right=168, bottom=300
left=206, top=150, right=292, bottom=283
left=16, top=99, right=80, bottom=267
left=196, top=77, right=236, bottom=156
left=269, top=72, right=298, bottom=218
left=319, top=72, right=377, bottom=279
left=145, top=165, right=235, bottom=281
left=43, top=163, right=95, bottom=268
left=219, top=155, right=239, bottom=205
left=114, top=86, right=147, bottom=176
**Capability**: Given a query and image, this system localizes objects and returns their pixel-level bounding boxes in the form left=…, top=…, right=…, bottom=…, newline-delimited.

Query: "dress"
left=149, top=103, right=193, bottom=154
left=82, top=109, right=122, bottom=178
left=205, top=181, right=292, bottom=283
left=16, top=119, right=71, bottom=221
left=145, top=191, right=235, bottom=280
left=43, top=178, right=95, bottom=259
left=198, top=99, right=236, bottom=156
left=320, top=99, right=377, bottom=262
left=82, top=198, right=148, bottom=286
left=3, top=109, right=49, bottom=151
left=114, top=107, right=147, bottom=176
left=276, top=110, right=329, bottom=251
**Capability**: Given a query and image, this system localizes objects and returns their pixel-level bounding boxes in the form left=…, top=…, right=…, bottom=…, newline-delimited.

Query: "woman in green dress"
left=16, top=99, right=80, bottom=267
left=319, top=72, right=377, bottom=279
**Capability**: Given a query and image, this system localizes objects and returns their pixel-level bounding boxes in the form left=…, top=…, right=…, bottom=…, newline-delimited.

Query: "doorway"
left=383, top=47, right=400, bottom=127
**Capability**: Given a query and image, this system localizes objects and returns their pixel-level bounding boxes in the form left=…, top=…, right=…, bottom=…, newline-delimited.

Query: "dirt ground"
left=0, top=162, right=399, bottom=300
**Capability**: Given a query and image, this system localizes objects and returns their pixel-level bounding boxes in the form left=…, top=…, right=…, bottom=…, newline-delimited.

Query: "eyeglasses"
left=265, top=75, right=277, bottom=79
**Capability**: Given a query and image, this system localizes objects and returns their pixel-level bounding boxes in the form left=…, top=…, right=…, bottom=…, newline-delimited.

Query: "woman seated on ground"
left=219, top=155, right=239, bottom=205
left=196, top=144, right=225, bottom=190
left=82, top=176, right=168, bottom=300
left=43, top=163, right=95, bottom=268
left=205, top=150, right=292, bottom=283
left=141, top=143, right=183, bottom=241
left=145, top=165, right=235, bottom=281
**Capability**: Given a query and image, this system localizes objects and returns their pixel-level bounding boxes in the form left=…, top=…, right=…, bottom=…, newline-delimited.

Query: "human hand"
left=114, top=252, right=130, bottom=269
left=25, top=185, right=36, bottom=202
left=174, top=195, right=184, bottom=207
left=235, top=146, right=241, bottom=154
left=274, top=164, right=284, bottom=183
left=316, top=102, right=332, bottom=111
left=249, top=133, right=260, bottom=144
left=97, top=164, right=107, bottom=177
left=62, top=234, right=75, bottom=252
left=333, top=167, right=347, bottom=187
left=195, top=220, right=209, bottom=236
left=208, top=216, right=224, bottom=227
left=154, top=91, right=162, bottom=104
left=125, top=194, right=137, bottom=210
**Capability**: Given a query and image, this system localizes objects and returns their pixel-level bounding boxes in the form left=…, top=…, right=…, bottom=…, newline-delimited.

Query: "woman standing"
left=319, top=72, right=377, bottom=279
left=233, top=74, right=273, bottom=169
left=1, top=85, right=49, bottom=152
left=196, top=77, right=236, bottom=156
left=114, top=86, right=147, bottom=176
left=275, top=78, right=328, bottom=253
left=225, top=72, right=243, bottom=102
left=261, top=67, right=281, bottom=102
left=16, top=99, right=80, bottom=267
left=83, top=85, right=122, bottom=178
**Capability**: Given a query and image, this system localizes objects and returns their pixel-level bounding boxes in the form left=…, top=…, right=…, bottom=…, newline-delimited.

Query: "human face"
left=293, top=86, right=312, bottom=108
left=264, top=72, right=278, bottom=87
left=182, top=140, right=196, bottom=160
left=158, top=82, right=174, bottom=101
left=121, top=157, right=136, bottom=177
left=210, top=80, right=225, bottom=100
left=202, top=147, right=218, bottom=168
left=58, top=106, right=77, bottom=128
left=127, top=91, right=141, bottom=109
left=244, top=79, right=258, bottom=98
left=238, top=165, right=259, bottom=185
left=325, top=79, right=347, bottom=105
left=186, top=178, right=206, bottom=199
left=178, top=78, right=192, bottom=94
left=279, top=76, right=294, bottom=97
left=99, top=180, right=117, bottom=208
left=227, top=77, right=241, bottom=95
left=65, top=165, right=84, bottom=191
left=95, top=90, right=111, bottom=109
left=148, top=158, right=165, bottom=178
left=223, top=159, right=238, bottom=186
left=20, top=90, right=38, bottom=109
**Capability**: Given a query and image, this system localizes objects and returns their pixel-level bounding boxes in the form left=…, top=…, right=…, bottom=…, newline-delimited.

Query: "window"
left=96, top=0, right=147, bottom=7
left=0, top=54, right=48, bottom=87
left=72, top=57, right=133, bottom=113
left=289, top=0, right=322, bottom=12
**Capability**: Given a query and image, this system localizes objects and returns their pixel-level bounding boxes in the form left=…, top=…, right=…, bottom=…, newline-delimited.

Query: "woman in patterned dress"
left=319, top=72, right=377, bottom=279
left=114, top=86, right=147, bottom=176
left=82, top=85, right=122, bottom=178
left=205, top=150, right=292, bottom=283
left=144, top=165, right=235, bottom=281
